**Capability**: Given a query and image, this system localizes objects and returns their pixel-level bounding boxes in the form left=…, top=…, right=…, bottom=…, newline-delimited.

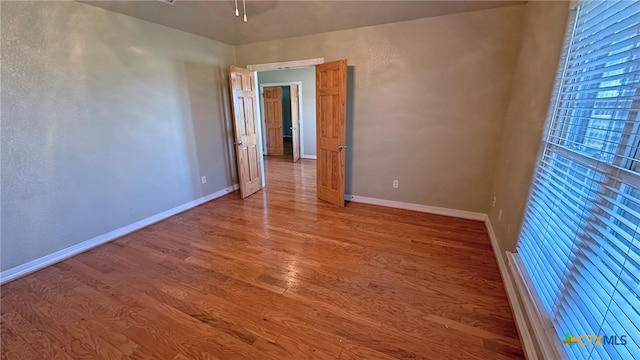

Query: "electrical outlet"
left=492, top=196, right=496, bottom=208
left=498, top=209, right=503, bottom=221
left=392, top=180, right=399, bottom=189
left=201, top=176, right=207, bottom=184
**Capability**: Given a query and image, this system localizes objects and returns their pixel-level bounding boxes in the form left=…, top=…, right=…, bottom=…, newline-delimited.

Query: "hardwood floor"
left=1, top=157, right=523, bottom=359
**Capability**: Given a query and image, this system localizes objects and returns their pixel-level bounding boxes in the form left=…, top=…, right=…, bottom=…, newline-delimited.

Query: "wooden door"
left=290, top=84, right=301, bottom=163
left=316, top=60, right=347, bottom=207
left=264, top=86, right=284, bottom=156
left=229, top=66, right=262, bottom=199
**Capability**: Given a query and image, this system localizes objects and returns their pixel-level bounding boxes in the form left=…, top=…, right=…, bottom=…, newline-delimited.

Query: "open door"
left=229, top=66, right=262, bottom=199
left=290, top=84, right=301, bottom=163
left=264, top=86, right=284, bottom=156
left=316, top=60, right=347, bottom=207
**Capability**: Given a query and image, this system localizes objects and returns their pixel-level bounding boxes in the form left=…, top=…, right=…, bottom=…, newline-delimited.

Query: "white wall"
left=258, top=68, right=316, bottom=157
left=1, top=1, right=237, bottom=271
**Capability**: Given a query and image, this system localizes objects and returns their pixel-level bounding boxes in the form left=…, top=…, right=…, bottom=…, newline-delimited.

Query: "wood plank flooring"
left=1, top=157, right=524, bottom=359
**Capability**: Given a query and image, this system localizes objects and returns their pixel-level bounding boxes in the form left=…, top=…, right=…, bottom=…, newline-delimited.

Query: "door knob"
left=235, top=141, right=244, bottom=146
left=337, top=145, right=346, bottom=151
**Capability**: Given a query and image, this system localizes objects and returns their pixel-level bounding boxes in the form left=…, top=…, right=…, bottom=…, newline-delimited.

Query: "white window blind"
left=517, top=0, right=640, bottom=359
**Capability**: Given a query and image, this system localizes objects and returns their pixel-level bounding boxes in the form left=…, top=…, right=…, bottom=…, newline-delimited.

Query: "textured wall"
left=487, top=0, right=570, bottom=254
left=237, top=5, right=524, bottom=211
left=1, top=1, right=237, bottom=271
left=257, top=68, right=316, bottom=156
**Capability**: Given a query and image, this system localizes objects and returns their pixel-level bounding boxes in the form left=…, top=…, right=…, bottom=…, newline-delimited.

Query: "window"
left=517, top=0, right=639, bottom=359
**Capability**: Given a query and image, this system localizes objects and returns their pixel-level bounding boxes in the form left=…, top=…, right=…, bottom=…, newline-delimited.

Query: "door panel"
left=264, top=86, right=284, bottom=156
left=229, top=66, right=262, bottom=199
left=291, top=84, right=301, bottom=163
left=316, top=60, right=347, bottom=207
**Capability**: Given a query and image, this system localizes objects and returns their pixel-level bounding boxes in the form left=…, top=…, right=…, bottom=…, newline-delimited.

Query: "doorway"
left=258, top=77, right=311, bottom=160
left=233, top=58, right=347, bottom=206
left=262, top=84, right=300, bottom=161
left=256, top=68, right=316, bottom=191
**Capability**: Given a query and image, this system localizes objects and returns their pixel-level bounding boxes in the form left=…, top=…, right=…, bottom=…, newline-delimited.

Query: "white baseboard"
left=0, top=184, right=239, bottom=285
left=485, top=218, right=538, bottom=360
left=344, top=194, right=486, bottom=221
left=301, top=155, right=316, bottom=160
left=508, top=252, right=567, bottom=360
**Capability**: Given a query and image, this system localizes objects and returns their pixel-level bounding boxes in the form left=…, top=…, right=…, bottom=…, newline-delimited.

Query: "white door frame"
left=259, top=82, right=304, bottom=159
left=247, top=58, right=324, bottom=72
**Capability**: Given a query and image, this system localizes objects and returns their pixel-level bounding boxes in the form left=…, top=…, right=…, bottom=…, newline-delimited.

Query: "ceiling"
left=82, top=0, right=525, bottom=45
